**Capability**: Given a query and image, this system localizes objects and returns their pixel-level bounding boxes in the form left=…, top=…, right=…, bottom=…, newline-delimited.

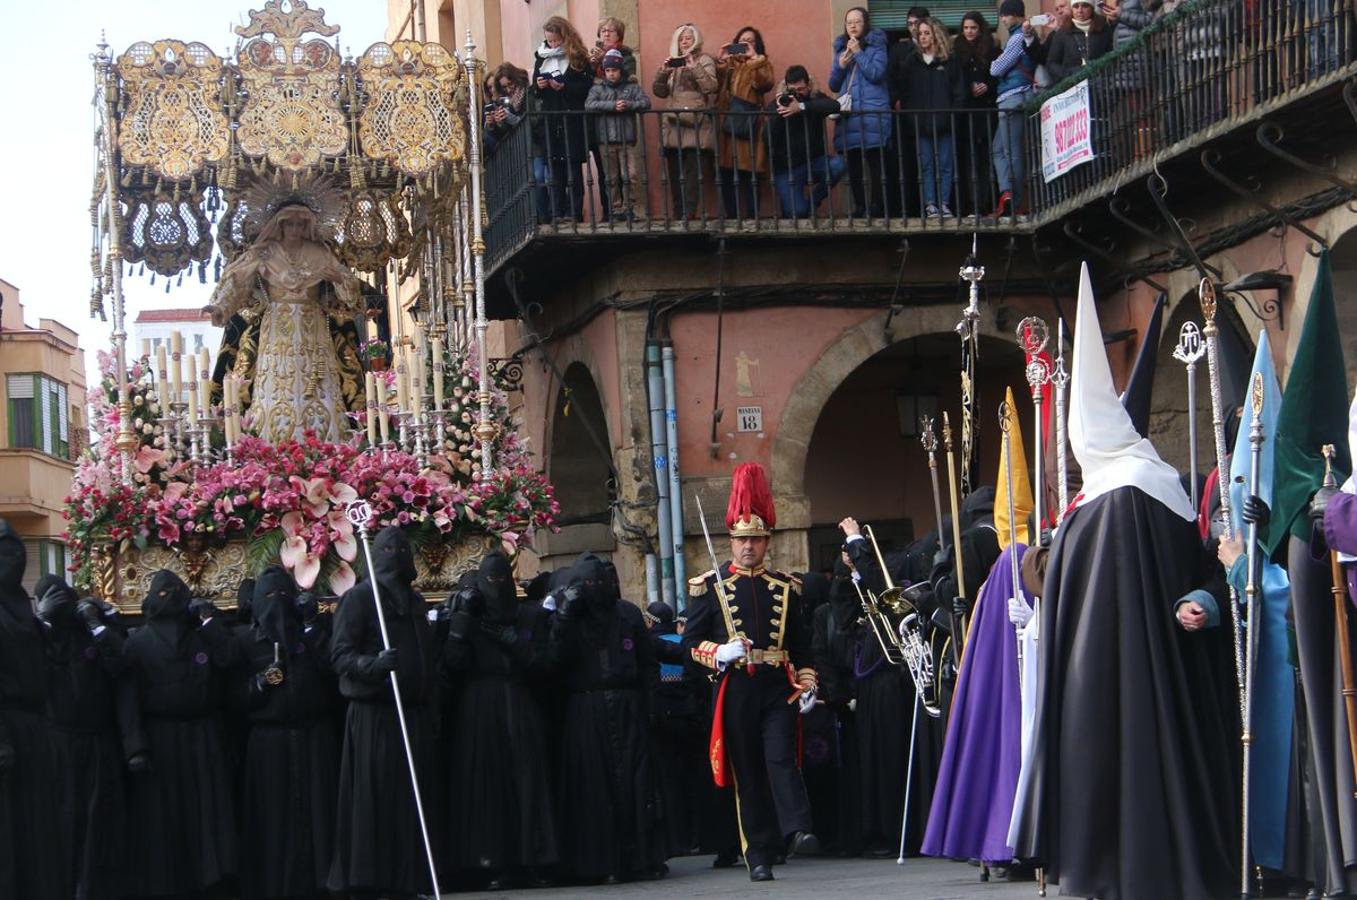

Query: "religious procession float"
left=67, top=0, right=557, bottom=612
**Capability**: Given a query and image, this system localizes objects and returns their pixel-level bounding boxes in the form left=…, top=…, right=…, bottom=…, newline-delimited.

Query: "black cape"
left=549, top=557, right=663, bottom=880
left=122, top=569, right=240, bottom=897
left=441, top=552, right=558, bottom=875
left=328, top=527, right=440, bottom=896
left=0, top=524, right=63, bottom=900
left=1018, top=487, right=1239, bottom=899
left=235, top=566, right=339, bottom=900
left=37, top=574, right=129, bottom=900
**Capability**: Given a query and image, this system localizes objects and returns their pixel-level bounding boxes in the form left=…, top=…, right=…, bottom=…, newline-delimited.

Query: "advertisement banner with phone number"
left=1039, top=81, right=1093, bottom=183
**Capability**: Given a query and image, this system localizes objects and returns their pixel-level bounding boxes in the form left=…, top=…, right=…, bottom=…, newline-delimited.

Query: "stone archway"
left=769, top=305, right=1021, bottom=568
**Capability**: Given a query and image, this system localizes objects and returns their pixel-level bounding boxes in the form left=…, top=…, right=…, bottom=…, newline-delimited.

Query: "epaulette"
left=762, top=569, right=791, bottom=590
left=688, top=569, right=716, bottom=597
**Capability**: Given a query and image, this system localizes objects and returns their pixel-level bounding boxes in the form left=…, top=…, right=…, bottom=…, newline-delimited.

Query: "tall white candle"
left=365, top=372, right=378, bottom=446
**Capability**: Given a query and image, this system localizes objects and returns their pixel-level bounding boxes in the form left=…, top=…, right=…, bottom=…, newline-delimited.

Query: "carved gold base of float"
left=90, top=532, right=495, bottom=615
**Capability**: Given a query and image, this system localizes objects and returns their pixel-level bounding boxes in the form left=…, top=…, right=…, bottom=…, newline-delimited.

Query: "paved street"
left=454, top=854, right=1040, bottom=899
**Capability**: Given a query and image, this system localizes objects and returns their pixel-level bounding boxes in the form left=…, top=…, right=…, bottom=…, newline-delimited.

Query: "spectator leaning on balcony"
left=1044, top=0, right=1114, bottom=84
left=829, top=7, right=892, bottom=219
left=532, top=16, right=594, bottom=222
left=484, top=63, right=528, bottom=159
left=955, top=11, right=999, bottom=217
left=898, top=17, right=964, bottom=220
left=586, top=50, right=652, bottom=222
left=716, top=27, right=775, bottom=220
left=990, top=0, right=1040, bottom=221
left=653, top=23, right=720, bottom=220
left=764, top=65, right=846, bottom=219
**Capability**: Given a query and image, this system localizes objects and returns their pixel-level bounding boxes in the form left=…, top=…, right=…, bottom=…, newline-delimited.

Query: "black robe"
left=550, top=558, right=663, bottom=881
left=122, top=570, right=240, bottom=898
left=442, top=553, right=558, bottom=877
left=0, top=525, right=63, bottom=900
left=328, top=527, right=440, bottom=897
left=235, top=567, right=339, bottom=900
left=38, top=576, right=128, bottom=900
left=807, top=594, right=859, bottom=856
left=648, top=618, right=700, bottom=858
left=1018, top=487, right=1239, bottom=899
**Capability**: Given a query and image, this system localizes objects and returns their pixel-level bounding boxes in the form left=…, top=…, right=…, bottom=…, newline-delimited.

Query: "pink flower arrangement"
left=65, top=348, right=557, bottom=593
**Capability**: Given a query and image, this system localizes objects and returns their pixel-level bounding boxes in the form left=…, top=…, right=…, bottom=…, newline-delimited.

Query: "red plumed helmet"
left=726, top=463, right=775, bottom=537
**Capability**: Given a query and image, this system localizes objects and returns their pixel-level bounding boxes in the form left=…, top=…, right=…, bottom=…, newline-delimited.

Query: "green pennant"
left=1264, top=250, right=1351, bottom=554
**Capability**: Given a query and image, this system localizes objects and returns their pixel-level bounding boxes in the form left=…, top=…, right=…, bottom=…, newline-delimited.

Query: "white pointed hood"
left=1069, top=264, right=1195, bottom=521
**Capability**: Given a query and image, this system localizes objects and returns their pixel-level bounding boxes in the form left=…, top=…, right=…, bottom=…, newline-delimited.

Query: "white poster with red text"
left=1040, top=81, right=1092, bottom=183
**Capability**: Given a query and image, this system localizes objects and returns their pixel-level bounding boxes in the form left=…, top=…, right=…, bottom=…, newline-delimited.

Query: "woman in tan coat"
left=716, top=26, right=774, bottom=220
left=652, top=23, right=719, bottom=220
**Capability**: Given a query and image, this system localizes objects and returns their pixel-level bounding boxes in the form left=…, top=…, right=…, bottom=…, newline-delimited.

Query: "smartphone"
left=724, top=43, right=744, bottom=55
left=595, top=40, right=604, bottom=49
left=665, top=56, right=686, bottom=68
left=1029, top=13, right=1052, bottom=25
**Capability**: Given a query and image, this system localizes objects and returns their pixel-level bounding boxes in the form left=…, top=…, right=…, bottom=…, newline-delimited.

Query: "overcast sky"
left=0, top=1, right=387, bottom=386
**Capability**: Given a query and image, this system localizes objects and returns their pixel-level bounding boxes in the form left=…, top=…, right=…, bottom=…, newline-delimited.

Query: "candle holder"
left=168, top=400, right=190, bottom=462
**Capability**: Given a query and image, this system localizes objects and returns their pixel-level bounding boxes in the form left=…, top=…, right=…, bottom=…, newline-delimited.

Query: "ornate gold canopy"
left=98, top=0, right=469, bottom=281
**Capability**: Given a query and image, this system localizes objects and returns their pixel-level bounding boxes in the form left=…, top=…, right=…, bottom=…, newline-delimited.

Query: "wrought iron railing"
left=483, top=0, right=1356, bottom=272
left=1023, top=0, right=1356, bottom=215
left=483, top=105, right=1034, bottom=271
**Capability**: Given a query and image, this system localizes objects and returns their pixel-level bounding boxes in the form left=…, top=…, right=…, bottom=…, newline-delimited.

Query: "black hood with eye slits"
left=0, top=519, right=26, bottom=598
left=477, top=552, right=517, bottom=625
left=143, top=569, right=192, bottom=621
left=252, top=565, right=300, bottom=660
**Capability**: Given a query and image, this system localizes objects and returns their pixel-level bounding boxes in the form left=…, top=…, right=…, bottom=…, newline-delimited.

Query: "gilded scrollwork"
left=117, top=40, right=230, bottom=181
left=358, top=42, right=467, bottom=179
left=233, top=0, right=346, bottom=170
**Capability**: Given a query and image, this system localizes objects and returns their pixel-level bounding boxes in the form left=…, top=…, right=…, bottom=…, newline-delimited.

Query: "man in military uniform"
left=683, top=463, right=820, bottom=882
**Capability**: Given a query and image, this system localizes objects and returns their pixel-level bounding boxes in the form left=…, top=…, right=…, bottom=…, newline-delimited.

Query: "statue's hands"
left=203, top=305, right=226, bottom=328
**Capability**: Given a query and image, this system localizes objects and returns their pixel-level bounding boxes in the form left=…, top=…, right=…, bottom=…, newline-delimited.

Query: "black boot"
left=750, top=864, right=775, bottom=882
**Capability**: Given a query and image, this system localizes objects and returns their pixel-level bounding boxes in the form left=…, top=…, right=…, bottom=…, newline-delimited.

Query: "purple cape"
left=921, top=543, right=1026, bottom=863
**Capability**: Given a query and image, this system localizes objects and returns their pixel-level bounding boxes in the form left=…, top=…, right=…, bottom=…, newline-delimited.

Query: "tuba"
left=858, top=526, right=941, bottom=718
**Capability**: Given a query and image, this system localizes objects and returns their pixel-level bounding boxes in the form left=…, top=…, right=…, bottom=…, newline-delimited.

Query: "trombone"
left=856, top=525, right=941, bottom=718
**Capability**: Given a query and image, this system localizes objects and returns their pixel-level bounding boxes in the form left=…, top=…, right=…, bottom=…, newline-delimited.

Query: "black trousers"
left=721, top=667, right=812, bottom=869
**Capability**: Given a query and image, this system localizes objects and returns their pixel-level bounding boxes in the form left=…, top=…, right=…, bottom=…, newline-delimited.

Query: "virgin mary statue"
left=206, top=203, right=364, bottom=443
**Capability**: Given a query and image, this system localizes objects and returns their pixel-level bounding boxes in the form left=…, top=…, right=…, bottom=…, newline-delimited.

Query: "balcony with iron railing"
left=481, top=0, right=1357, bottom=281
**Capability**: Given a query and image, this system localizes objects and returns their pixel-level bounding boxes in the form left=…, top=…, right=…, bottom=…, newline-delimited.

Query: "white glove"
left=714, top=638, right=747, bottom=669
left=847, top=698, right=857, bottom=713
left=1008, top=593, right=1034, bottom=627
left=798, top=689, right=817, bottom=714
left=542, top=593, right=557, bottom=612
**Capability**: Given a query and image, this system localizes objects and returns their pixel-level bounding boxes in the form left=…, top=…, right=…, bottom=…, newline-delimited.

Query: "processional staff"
left=942, top=413, right=968, bottom=635
left=1173, top=321, right=1206, bottom=514
left=1052, top=319, right=1070, bottom=525
left=921, top=417, right=963, bottom=666
left=1320, top=445, right=1357, bottom=801
left=1241, top=372, right=1265, bottom=900
left=958, top=252, right=984, bottom=495
left=1017, top=317, right=1051, bottom=540
left=345, top=501, right=442, bottom=900
left=999, top=401, right=1024, bottom=678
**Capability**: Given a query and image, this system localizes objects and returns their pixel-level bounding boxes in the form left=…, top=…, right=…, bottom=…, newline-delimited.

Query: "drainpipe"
left=645, top=343, right=676, bottom=607
left=661, top=342, right=687, bottom=611
left=645, top=553, right=659, bottom=607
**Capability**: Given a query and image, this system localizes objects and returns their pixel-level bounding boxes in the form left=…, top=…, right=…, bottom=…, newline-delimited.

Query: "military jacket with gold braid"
left=680, top=563, right=816, bottom=686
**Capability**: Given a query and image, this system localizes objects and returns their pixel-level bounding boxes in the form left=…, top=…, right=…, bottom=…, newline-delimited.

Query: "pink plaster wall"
left=667, top=305, right=877, bottom=476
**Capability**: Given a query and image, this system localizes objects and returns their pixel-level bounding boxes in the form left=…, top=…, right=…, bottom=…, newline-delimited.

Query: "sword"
left=942, top=412, right=968, bottom=632
left=345, top=501, right=442, bottom=900
left=1053, top=319, right=1070, bottom=526
left=999, top=401, right=1024, bottom=687
left=695, top=495, right=753, bottom=676
left=1173, top=321, right=1206, bottom=514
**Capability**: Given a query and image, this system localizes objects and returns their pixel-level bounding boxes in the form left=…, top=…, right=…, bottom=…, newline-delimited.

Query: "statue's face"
left=281, top=219, right=307, bottom=241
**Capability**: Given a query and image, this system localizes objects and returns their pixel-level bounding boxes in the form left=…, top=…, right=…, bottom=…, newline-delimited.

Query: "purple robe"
left=1322, top=491, right=1357, bottom=603
left=921, top=544, right=1026, bottom=863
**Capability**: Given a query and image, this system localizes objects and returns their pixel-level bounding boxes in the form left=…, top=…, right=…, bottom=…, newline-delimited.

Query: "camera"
left=1029, top=13, right=1052, bottom=25
left=724, top=43, right=745, bottom=55
left=665, top=56, right=687, bottom=68
left=777, top=92, right=795, bottom=107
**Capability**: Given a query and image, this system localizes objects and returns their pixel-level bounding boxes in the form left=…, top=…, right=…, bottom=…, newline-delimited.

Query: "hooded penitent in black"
left=329, top=525, right=439, bottom=897
left=0, top=521, right=63, bottom=900
left=646, top=598, right=701, bottom=857
left=550, top=554, right=664, bottom=880
left=235, top=566, right=339, bottom=900
left=37, top=574, right=129, bottom=900
left=122, top=568, right=240, bottom=898
left=442, top=552, right=558, bottom=886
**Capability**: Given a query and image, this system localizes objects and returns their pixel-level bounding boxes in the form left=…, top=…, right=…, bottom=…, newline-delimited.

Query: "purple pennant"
left=193, top=651, right=209, bottom=665
left=622, top=637, right=634, bottom=652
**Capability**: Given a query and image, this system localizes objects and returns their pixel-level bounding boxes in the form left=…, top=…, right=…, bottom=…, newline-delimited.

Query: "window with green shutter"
left=35, top=540, right=68, bottom=579
left=7, top=373, right=70, bottom=458
left=870, top=0, right=978, bottom=31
